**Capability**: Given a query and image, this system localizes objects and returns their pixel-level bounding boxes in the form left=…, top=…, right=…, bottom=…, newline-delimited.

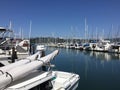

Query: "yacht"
left=96, top=39, right=111, bottom=52
left=36, top=44, right=46, bottom=51
left=75, top=43, right=83, bottom=50
left=0, top=27, right=13, bottom=50
left=87, top=39, right=111, bottom=52
left=108, top=42, right=120, bottom=54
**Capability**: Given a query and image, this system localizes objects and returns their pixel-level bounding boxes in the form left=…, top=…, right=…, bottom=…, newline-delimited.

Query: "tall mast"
left=21, top=28, right=23, bottom=40
left=9, top=21, right=12, bottom=37
left=19, top=27, right=23, bottom=39
left=96, top=27, right=98, bottom=41
left=111, top=24, right=113, bottom=42
left=28, top=20, right=32, bottom=54
left=29, top=20, right=32, bottom=40
left=85, top=18, right=87, bottom=43
left=102, top=29, right=104, bottom=40
left=87, top=25, right=88, bottom=42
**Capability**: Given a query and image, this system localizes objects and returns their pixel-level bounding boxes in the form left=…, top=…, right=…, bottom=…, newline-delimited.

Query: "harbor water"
left=46, top=47, right=120, bottom=90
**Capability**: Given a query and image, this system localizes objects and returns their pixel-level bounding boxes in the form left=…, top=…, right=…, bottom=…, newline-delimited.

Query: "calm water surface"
left=46, top=47, right=120, bottom=90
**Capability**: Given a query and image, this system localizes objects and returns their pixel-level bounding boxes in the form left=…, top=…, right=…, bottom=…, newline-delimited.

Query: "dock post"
left=11, top=47, right=18, bottom=63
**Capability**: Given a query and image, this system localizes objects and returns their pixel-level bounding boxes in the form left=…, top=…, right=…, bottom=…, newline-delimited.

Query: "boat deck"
left=52, top=71, right=80, bottom=90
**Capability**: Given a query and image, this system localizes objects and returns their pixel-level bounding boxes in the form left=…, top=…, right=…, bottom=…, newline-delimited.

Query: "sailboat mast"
left=111, top=24, right=113, bottom=42
left=29, top=20, right=32, bottom=40
left=102, top=29, right=104, bottom=39
left=9, top=21, right=12, bottom=37
left=85, top=18, right=87, bottom=43
left=28, top=21, right=32, bottom=54
left=96, top=27, right=98, bottom=41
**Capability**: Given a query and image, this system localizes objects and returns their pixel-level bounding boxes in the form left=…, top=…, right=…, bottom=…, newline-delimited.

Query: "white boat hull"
left=6, top=71, right=80, bottom=90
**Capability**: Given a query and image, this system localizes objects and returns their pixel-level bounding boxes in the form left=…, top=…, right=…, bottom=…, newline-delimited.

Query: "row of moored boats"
left=57, top=39, right=120, bottom=54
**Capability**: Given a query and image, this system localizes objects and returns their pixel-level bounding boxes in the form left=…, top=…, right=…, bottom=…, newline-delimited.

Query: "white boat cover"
left=26, top=51, right=41, bottom=60
left=38, top=50, right=59, bottom=63
left=0, top=50, right=59, bottom=89
left=0, top=51, right=41, bottom=75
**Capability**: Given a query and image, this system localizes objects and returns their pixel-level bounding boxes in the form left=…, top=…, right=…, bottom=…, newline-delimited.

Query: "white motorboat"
left=0, top=50, right=80, bottom=90
left=52, top=71, right=79, bottom=90
left=96, top=39, right=111, bottom=52
left=75, top=43, right=83, bottom=50
left=36, top=45, right=46, bottom=51
left=87, top=40, right=111, bottom=52
left=5, top=71, right=79, bottom=90
left=108, top=42, right=120, bottom=54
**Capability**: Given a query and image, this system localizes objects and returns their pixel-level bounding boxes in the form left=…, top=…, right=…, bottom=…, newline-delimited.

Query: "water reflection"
left=83, top=51, right=120, bottom=61
left=47, top=47, right=120, bottom=90
left=47, top=47, right=120, bottom=61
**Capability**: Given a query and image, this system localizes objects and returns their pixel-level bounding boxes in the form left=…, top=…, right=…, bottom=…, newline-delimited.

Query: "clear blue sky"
left=0, top=0, right=120, bottom=39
